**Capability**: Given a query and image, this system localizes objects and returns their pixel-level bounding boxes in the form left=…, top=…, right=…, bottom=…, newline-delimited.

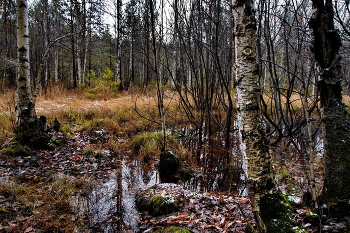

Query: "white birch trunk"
left=16, top=0, right=37, bottom=131
left=233, top=0, right=288, bottom=231
left=77, top=53, right=82, bottom=85
left=114, top=0, right=122, bottom=83
left=54, top=50, right=59, bottom=82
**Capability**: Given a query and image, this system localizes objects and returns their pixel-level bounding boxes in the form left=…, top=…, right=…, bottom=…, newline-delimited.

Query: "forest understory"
left=0, top=89, right=349, bottom=233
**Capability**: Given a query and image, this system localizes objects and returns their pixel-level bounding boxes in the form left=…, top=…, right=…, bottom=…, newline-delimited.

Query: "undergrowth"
left=0, top=87, right=188, bottom=144
left=0, top=175, right=94, bottom=232
left=131, top=131, right=188, bottom=160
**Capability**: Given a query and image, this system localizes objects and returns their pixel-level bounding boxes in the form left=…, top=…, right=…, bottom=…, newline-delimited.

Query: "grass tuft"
left=0, top=175, right=94, bottom=232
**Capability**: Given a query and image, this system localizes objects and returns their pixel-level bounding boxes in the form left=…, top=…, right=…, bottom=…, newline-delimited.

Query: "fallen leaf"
left=24, top=226, right=33, bottom=233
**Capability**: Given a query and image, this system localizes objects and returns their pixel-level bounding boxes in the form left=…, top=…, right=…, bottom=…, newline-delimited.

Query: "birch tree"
left=16, top=0, right=37, bottom=137
left=113, top=0, right=122, bottom=84
left=234, top=0, right=293, bottom=232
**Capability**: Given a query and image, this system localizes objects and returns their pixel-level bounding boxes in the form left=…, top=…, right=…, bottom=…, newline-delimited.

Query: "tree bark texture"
left=234, top=0, right=276, bottom=204
left=310, top=0, right=350, bottom=202
left=16, top=0, right=37, bottom=133
left=114, top=0, right=122, bottom=84
left=234, top=0, right=293, bottom=232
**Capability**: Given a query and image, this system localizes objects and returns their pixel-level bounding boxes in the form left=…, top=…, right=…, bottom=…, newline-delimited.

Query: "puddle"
left=77, top=154, right=247, bottom=232
left=79, top=159, right=159, bottom=232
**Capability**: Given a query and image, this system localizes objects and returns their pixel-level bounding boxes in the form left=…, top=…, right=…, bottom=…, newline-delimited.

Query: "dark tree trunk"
left=310, top=0, right=350, bottom=203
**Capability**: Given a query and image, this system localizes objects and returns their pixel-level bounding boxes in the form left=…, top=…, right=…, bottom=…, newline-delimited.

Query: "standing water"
left=78, top=158, right=159, bottom=232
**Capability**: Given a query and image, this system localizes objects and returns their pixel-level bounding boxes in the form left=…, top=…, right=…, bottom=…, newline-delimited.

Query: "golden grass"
left=0, top=88, right=189, bottom=143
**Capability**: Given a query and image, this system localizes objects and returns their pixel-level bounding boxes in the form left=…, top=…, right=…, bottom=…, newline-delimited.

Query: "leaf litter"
left=1, top=131, right=350, bottom=232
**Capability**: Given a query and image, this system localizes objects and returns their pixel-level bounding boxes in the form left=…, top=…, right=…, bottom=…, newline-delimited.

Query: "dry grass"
left=0, top=175, right=94, bottom=232
left=129, top=130, right=188, bottom=160
left=0, top=88, right=189, bottom=143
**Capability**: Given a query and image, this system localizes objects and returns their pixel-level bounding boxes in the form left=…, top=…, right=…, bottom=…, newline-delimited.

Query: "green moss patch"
left=136, top=191, right=180, bottom=217
left=0, top=142, right=30, bottom=157
left=151, top=193, right=179, bottom=216
left=260, top=192, right=294, bottom=233
left=154, top=226, right=191, bottom=233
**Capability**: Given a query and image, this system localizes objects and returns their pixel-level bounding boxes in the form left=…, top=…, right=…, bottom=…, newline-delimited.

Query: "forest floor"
left=1, top=130, right=350, bottom=232
left=0, top=91, right=350, bottom=232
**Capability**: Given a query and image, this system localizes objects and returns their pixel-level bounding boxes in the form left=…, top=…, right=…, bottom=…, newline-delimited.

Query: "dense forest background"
left=1, top=0, right=350, bottom=141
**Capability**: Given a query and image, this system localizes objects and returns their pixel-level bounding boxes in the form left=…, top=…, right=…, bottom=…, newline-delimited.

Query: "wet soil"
left=1, top=131, right=350, bottom=232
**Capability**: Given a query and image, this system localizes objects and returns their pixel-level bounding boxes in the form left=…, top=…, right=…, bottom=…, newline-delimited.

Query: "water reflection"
left=81, top=158, right=159, bottom=232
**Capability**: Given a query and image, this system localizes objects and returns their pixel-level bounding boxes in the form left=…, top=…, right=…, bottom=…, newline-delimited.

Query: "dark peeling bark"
left=310, top=0, right=350, bottom=202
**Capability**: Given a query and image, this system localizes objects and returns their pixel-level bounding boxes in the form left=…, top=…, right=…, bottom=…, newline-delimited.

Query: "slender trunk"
left=149, top=0, right=166, bottom=151
left=70, top=0, right=77, bottom=88
left=114, top=0, right=122, bottom=84
left=54, top=50, right=59, bottom=82
left=301, top=95, right=318, bottom=208
left=16, top=0, right=37, bottom=133
left=234, top=0, right=293, bottom=232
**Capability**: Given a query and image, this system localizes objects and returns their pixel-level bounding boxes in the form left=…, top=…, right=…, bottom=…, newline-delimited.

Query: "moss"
left=16, top=127, right=55, bottom=150
left=305, top=211, right=319, bottom=224
left=131, top=131, right=181, bottom=157
left=154, top=226, right=191, bottom=233
left=136, top=196, right=151, bottom=212
left=132, top=131, right=164, bottom=155
left=290, top=226, right=307, bottom=233
left=0, top=142, right=30, bottom=157
left=151, top=193, right=179, bottom=216
left=260, top=191, right=294, bottom=233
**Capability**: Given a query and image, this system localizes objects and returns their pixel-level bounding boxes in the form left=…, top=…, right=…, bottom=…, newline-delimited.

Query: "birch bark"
left=234, top=0, right=293, bottom=231
left=16, top=0, right=37, bottom=133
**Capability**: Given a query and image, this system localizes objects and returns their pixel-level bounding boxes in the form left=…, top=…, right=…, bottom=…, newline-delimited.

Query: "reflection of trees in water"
left=181, top=128, right=246, bottom=194
left=79, top=156, right=159, bottom=232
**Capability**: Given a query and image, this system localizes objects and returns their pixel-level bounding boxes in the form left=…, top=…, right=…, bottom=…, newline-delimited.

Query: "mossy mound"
left=15, top=130, right=64, bottom=150
left=290, top=226, right=307, bottom=233
left=260, top=191, right=294, bottom=233
left=154, top=226, right=191, bottom=233
left=14, top=115, right=60, bottom=150
left=158, top=150, right=180, bottom=178
left=151, top=193, right=179, bottom=216
left=136, top=192, right=179, bottom=216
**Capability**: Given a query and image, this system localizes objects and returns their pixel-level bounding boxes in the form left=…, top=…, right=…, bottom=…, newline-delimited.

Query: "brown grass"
left=0, top=175, right=94, bottom=232
left=0, top=88, right=189, bottom=143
